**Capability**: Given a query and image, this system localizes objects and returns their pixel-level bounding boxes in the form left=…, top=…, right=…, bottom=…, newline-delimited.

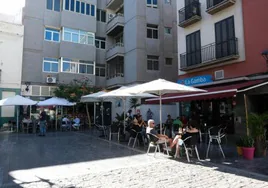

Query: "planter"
left=236, top=146, right=243, bottom=156
left=242, top=147, right=255, bottom=160
left=254, top=138, right=267, bottom=158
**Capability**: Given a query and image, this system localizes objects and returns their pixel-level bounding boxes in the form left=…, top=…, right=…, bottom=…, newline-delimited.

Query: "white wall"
left=0, top=18, right=24, bottom=89
left=177, top=0, right=245, bottom=74
left=110, top=97, right=178, bottom=124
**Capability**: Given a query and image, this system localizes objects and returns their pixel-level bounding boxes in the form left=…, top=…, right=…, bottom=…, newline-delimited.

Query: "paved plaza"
left=0, top=131, right=267, bottom=188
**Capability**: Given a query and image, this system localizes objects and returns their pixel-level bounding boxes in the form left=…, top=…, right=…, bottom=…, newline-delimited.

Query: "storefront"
left=146, top=79, right=268, bottom=135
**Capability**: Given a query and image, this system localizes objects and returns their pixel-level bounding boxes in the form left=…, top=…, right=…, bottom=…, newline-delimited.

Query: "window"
left=61, top=58, right=94, bottom=74
left=95, top=37, right=106, bottom=49
left=95, top=64, right=106, bottom=77
left=45, top=28, right=60, bottom=42
left=63, top=27, right=95, bottom=45
left=147, top=24, right=158, bottom=39
left=165, top=58, right=172, bottom=65
left=186, top=30, right=201, bottom=66
left=64, top=0, right=95, bottom=16
left=147, top=0, right=157, bottom=8
left=147, top=55, right=159, bottom=70
left=43, top=58, right=59, bottom=73
left=215, top=16, right=236, bottom=59
left=164, top=27, right=171, bottom=34
left=46, top=0, right=60, bottom=12
left=164, top=0, right=171, bottom=4
left=97, top=9, right=106, bottom=23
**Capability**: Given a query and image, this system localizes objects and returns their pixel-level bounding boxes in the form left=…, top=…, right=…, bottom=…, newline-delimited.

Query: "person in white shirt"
left=62, top=116, right=71, bottom=129
left=72, top=116, right=80, bottom=130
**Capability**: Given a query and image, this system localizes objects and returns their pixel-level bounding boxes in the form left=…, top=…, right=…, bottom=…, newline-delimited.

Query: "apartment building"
left=0, top=14, right=24, bottom=125
left=165, top=0, right=268, bottom=135
left=21, top=0, right=178, bottom=98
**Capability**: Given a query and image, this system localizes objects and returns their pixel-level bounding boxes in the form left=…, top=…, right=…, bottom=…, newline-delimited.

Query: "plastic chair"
left=146, top=133, right=169, bottom=157
left=109, top=124, right=120, bottom=141
left=174, top=133, right=200, bottom=162
left=95, top=124, right=109, bottom=138
left=128, top=129, right=142, bottom=148
left=206, top=127, right=225, bottom=159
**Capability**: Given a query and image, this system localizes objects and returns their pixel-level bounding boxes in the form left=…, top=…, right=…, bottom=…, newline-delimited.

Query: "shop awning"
left=146, top=80, right=265, bottom=104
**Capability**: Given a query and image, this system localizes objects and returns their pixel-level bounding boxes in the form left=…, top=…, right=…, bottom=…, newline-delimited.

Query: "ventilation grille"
left=215, top=70, right=224, bottom=80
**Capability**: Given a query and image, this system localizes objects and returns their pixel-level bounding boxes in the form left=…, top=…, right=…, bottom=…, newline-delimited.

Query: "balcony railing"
left=106, top=0, right=124, bottom=11
left=180, top=38, right=239, bottom=70
left=178, top=0, right=201, bottom=28
left=106, top=14, right=124, bottom=36
left=108, top=13, right=124, bottom=24
left=106, top=73, right=124, bottom=79
left=107, top=42, right=124, bottom=52
left=206, top=0, right=236, bottom=14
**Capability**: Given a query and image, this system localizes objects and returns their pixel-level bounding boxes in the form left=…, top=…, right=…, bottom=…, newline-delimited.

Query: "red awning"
left=146, top=80, right=265, bottom=104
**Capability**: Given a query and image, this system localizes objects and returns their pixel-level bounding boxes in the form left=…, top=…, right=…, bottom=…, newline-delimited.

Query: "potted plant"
left=236, top=137, right=243, bottom=156
left=242, top=136, right=255, bottom=160
left=248, top=113, right=268, bottom=157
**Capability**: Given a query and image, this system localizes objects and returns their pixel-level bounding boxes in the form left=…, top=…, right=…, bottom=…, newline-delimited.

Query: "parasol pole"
left=159, top=91, right=162, bottom=134
left=244, top=94, right=249, bottom=136
left=55, top=106, right=58, bottom=131
left=123, top=97, right=126, bottom=133
left=16, top=106, right=19, bottom=132
left=101, top=100, right=104, bottom=126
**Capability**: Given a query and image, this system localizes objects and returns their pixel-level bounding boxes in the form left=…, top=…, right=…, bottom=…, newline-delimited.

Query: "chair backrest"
left=183, top=133, right=199, bottom=147
left=130, top=129, right=138, bottom=138
left=208, top=126, right=220, bottom=136
left=111, top=123, right=120, bottom=132
left=147, top=133, right=159, bottom=143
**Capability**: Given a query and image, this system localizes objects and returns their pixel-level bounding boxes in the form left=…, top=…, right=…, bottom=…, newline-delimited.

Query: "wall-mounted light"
left=25, top=82, right=31, bottom=92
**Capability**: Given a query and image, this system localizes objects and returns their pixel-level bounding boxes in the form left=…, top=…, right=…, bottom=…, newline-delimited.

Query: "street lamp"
left=261, top=50, right=268, bottom=65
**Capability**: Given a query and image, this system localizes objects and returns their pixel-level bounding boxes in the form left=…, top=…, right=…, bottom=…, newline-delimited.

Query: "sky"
left=0, top=0, right=25, bottom=15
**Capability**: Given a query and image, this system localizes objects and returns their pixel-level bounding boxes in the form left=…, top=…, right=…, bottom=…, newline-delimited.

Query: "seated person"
left=62, top=116, right=71, bottom=129
left=72, top=116, right=80, bottom=130
left=22, top=116, right=32, bottom=123
left=172, top=123, right=199, bottom=158
left=146, top=119, right=172, bottom=145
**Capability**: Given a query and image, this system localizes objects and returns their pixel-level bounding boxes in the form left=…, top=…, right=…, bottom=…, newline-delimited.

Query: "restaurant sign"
left=177, top=75, right=213, bottom=86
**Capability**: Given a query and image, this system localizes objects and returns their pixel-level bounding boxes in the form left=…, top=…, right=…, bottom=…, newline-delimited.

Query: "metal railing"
left=180, top=38, right=238, bottom=69
left=207, top=0, right=230, bottom=9
left=106, top=73, right=124, bottom=79
left=179, top=0, right=201, bottom=24
left=107, top=42, right=124, bottom=52
left=107, top=13, right=124, bottom=24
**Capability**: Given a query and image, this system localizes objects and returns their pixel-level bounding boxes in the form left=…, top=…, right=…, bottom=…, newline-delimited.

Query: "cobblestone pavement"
left=1, top=132, right=268, bottom=188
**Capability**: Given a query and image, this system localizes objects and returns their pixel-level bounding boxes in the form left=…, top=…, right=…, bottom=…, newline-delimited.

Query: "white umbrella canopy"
left=0, top=95, right=37, bottom=132
left=123, top=79, right=206, bottom=95
left=37, top=97, right=76, bottom=106
left=122, top=79, right=207, bottom=132
left=80, top=91, right=107, bottom=103
left=37, top=97, right=76, bottom=131
left=99, top=86, right=157, bottom=132
left=80, top=91, right=109, bottom=126
left=0, top=95, right=37, bottom=106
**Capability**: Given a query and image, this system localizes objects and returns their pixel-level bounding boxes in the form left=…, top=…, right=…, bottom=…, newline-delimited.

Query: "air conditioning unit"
left=108, top=13, right=115, bottom=20
left=215, top=70, right=224, bottom=80
left=46, top=77, right=56, bottom=84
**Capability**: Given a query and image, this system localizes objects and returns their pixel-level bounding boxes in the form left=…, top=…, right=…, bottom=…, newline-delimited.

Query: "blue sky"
left=0, top=0, right=25, bottom=15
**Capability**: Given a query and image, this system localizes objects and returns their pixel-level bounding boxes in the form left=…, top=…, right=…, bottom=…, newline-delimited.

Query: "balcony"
left=178, top=0, right=201, bottom=28
left=106, top=0, right=124, bottom=11
left=106, top=43, right=124, bottom=61
left=106, top=14, right=124, bottom=36
left=207, top=0, right=236, bottom=15
left=106, top=73, right=124, bottom=87
left=180, top=38, right=239, bottom=71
